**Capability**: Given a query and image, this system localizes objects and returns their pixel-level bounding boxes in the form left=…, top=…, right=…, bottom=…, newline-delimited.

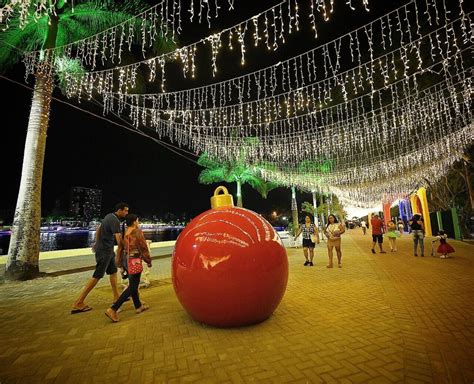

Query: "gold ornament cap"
left=211, top=186, right=234, bottom=209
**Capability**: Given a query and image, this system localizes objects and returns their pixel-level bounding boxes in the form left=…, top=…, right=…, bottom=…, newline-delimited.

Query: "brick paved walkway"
left=0, top=231, right=472, bottom=383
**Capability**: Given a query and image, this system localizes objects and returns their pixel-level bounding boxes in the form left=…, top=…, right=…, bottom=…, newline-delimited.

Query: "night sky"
left=1, top=0, right=409, bottom=222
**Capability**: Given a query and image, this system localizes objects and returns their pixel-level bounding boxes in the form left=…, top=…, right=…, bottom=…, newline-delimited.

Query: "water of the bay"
left=0, top=226, right=184, bottom=255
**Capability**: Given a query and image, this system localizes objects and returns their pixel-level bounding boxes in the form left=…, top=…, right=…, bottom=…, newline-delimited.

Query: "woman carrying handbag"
left=105, top=214, right=152, bottom=323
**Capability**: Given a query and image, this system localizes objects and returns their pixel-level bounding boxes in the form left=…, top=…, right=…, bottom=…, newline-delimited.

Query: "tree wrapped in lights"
left=1, top=0, right=175, bottom=280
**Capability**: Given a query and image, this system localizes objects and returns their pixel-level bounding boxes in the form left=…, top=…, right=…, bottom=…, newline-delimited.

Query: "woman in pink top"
left=105, top=214, right=152, bottom=322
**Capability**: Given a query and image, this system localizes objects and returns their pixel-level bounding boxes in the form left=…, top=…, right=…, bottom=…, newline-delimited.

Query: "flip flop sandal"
left=71, top=306, right=92, bottom=314
left=104, top=311, right=119, bottom=323
left=135, top=304, right=150, bottom=314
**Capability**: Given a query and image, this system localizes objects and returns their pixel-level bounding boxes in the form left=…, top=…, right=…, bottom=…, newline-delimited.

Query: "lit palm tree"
left=1, top=0, right=174, bottom=280
left=198, top=153, right=265, bottom=208
left=251, top=179, right=279, bottom=199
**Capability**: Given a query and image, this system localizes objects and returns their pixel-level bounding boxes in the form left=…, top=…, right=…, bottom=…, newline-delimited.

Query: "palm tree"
left=251, top=179, right=279, bottom=199
left=198, top=153, right=270, bottom=208
left=290, top=186, right=298, bottom=235
left=249, top=164, right=280, bottom=199
left=1, top=1, right=174, bottom=280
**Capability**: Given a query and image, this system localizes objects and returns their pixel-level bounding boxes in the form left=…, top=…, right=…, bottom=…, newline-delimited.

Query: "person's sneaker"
left=309, top=262, right=314, bottom=266
left=440, top=255, right=445, bottom=259
left=414, top=254, right=418, bottom=257
left=380, top=251, right=386, bottom=254
left=421, top=254, right=424, bottom=257
left=304, top=261, right=310, bottom=266
left=371, top=249, right=375, bottom=254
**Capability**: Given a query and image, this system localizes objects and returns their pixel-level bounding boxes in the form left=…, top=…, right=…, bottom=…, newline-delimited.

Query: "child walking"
left=432, top=230, right=455, bottom=259
left=386, top=220, right=398, bottom=252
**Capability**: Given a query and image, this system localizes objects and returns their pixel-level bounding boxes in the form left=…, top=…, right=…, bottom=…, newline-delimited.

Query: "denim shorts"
left=93, top=250, right=117, bottom=279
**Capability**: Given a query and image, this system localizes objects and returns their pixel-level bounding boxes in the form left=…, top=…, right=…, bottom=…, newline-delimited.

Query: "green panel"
left=436, top=211, right=443, bottom=231
left=451, top=208, right=462, bottom=240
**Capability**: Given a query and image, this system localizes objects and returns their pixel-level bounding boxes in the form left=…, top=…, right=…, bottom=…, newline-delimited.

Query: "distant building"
left=70, top=187, right=102, bottom=220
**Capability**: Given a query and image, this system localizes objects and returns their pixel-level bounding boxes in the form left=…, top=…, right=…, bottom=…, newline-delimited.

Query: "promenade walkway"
left=0, top=231, right=472, bottom=383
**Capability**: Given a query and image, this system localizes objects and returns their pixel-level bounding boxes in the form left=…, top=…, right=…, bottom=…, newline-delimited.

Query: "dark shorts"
left=302, top=238, right=315, bottom=248
left=372, top=234, right=384, bottom=243
left=93, top=250, right=117, bottom=279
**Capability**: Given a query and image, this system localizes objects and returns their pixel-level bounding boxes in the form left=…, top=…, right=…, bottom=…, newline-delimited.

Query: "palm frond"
left=0, top=14, right=48, bottom=70
left=199, top=168, right=227, bottom=184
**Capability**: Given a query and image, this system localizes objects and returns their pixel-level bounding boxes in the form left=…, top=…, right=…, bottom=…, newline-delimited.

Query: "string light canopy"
left=14, top=0, right=474, bottom=206
left=99, top=13, right=469, bottom=130
left=23, top=0, right=371, bottom=87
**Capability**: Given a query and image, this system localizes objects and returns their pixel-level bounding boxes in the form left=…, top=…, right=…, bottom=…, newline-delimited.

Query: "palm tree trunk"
left=6, top=72, right=53, bottom=280
left=291, top=186, right=298, bottom=234
left=236, top=180, right=243, bottom=207
left=320, top=194, right=325, bottom=227
left=312, top=191, right=319, bottom=227
left=6, top=15, right=57, bottom=280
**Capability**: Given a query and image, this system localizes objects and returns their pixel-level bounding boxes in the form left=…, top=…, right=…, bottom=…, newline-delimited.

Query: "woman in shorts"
left=325, top=214, right=346, bottom=268
left=294, top=215, right=320, bottom=266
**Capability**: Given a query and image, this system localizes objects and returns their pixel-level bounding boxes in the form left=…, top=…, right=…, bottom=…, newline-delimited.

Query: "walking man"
left=370, top=214, right=386, bottom=254
left=71, top=202, right=129, bottom=314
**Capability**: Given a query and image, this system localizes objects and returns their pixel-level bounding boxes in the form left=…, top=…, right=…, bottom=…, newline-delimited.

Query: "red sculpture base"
left=172, top=206, right=288, bottom=327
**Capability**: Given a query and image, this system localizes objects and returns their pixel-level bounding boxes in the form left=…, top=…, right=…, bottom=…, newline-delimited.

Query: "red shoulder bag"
left=126, top=234, right=143, bottom=275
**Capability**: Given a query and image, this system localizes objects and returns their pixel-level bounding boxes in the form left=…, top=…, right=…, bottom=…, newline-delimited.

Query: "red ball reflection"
left=172, top=206, right=288, bottom=327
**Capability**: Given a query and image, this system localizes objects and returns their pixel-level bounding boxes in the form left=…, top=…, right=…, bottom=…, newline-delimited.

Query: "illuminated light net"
left=23, top=0, right=368, bottom=85
left=17, top=0, right=474, bottom=206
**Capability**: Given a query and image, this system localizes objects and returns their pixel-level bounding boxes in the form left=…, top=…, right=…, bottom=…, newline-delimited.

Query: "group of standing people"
left=369, top=213, right=455, bottom=258
left=71, top=203, right=153, bottom=323
left=294, top=214, right=345, bottom=268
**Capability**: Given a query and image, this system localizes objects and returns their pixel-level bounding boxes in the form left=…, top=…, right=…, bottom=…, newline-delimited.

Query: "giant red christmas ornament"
left=172, top=186, right=288, bottom=327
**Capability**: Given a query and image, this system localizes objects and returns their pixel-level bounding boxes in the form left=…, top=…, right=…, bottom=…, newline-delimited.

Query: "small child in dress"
left=432, top=230, right=455, bottom=258
left=386, top=220, right=398, bottom=252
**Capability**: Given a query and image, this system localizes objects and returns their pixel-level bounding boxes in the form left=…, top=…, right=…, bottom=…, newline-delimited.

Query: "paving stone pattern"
left=0, top=231, right=472, bottom=383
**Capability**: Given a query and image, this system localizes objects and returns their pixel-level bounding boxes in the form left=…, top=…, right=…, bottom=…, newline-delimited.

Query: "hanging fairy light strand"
left=170, top=75, right=472, bottom=159
left=0, top=0, right=55, bottom=30
left=62, top=0, right=408, bottom=106
left=23, top=0, right=287, bottom=79
left=102, top=16, right=470, bottom=141
left=2, top=0, right=236, bottom=33
left=69, top=0, right=469, bottom=128
left=40, top=0, right=372, bottom=95
left=119, top=73, right=472, bottom=171
left=21, top=0, right=241, bottom=74
left=107, top=1, right=417, bottom=106
left=258, top=123, right=472, bottom=207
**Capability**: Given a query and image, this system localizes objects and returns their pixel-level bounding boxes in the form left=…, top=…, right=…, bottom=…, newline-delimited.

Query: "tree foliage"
left=197, top=153, right=280, bottom=205
left=424, top=145, right=474, bottom=238
left=301, top=194, right=347, bottom=223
